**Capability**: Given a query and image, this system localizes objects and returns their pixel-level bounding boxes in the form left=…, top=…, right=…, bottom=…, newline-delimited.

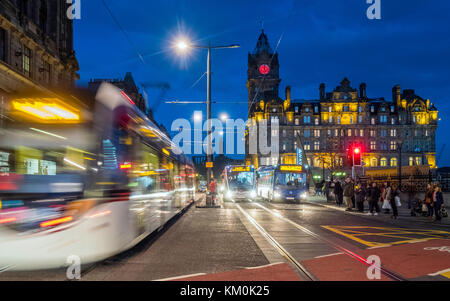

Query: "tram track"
left=236, top=200, right=407, bottom=281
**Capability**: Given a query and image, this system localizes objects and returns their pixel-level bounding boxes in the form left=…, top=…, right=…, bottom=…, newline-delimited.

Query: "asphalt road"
left=0, top=195, right=449, bottom=281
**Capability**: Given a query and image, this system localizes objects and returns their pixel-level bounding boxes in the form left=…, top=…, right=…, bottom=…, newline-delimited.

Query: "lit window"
left=327, top=129, right=332, bottom=136
left=390, top=106, right=395, bottom=112
left=348, top=129, right=352, bottom=137
left=390, top=129, right=397, bottom=137
left=380, top=116, right=387, bottom=123
left=314, top=106, right=319, bottom=113
left=329, top=116, right=333, bottom=123
left=337, top=116, right=341, bottom=124
left=282, top=143, right=286, bottom=151
left=358, top=106, right=362, bottom=113
left=415, top=157, right=422, bottom=165
left=295, top=106, right=299, bottom=113
left=371, top=158, right=377, bottom=167
left=350, top=116, right=353, bottom=124
left=380, top=158, right=387, bottom=167
left=370, top=130, right=376, bottom=137
left=358, top=115, right=363, bottom=123
left=390, top=158, right=397, bottom=167
left=328, top=106, right=332, bottom=112
left=314, top=141, right=320, bottom=150
left=360, top=129, right=364, bottom=137
left=409, top=157, right=414, bottom=166
left=282, top=129, right=287, bottom=137
left=390, top=141, right=397, bottom=150
left=314, top=129, right=320, bottom=137
left=371, top=118, right=375, bottom=125
left=370, top=141, right=376, bottom=150
left=23, top=46, right=31, bottom=77
left=425, top=130, right=429, bottom=137
left=315, top=118, right=319, bottom=125
left=295, top=118, right=299, bottom=125
left=304, top=141, right=310, bottom=151
left=371, top=105, right=375, bottom=112
left=305, top=107, right=309, bottom=113
left=304, top=116, right=311, bottom=124
left=391, top=118, right=395, bottom=125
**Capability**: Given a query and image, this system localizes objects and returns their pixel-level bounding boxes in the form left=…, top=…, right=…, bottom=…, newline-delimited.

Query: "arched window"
left=371, top=158, right=377, bottom=167
left=409, top=157, right=414, bottom=166
left=380, top=158, right=387, bottom=167
left=390, top=158, right=397, bottom=167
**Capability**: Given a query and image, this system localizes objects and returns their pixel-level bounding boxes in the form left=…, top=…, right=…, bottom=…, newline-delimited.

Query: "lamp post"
left=175, top=39, right=240, bottom=191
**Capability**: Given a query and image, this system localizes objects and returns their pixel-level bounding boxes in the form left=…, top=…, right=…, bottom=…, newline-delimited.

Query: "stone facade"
left=0, top=0, right=79, bottom=99
left=245, top=30, right=438, bottom=179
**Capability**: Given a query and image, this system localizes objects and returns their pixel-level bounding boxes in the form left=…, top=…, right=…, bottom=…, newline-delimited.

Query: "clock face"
left=259, top=64, right=270, bottom=75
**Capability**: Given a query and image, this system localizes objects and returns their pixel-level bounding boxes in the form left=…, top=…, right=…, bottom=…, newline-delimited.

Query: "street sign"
left=205, top=162, right=213, bottom=168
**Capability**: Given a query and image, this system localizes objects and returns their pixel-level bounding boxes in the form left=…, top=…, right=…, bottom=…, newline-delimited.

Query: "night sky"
left=74, top=0, right=450, bottom=165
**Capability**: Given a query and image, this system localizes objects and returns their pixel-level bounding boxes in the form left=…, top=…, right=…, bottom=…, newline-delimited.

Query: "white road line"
left=314, top=252, right=344, bottom=259
left=154, top=272, right=206, bottom=281
left=245, top=262, right=285, bottom=269
left=428, top=268, right=450, bottom=276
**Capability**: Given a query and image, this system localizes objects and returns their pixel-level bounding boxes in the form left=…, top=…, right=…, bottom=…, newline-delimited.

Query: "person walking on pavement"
left=334, top=179, right=343, bottom=206
left=381, top=181, right=392, bottom=214
left=390, top=183, right=400, bottom=219
left=355, top=181, right=365, bottom=212
left=424, top=183, right=434, bottom=219
left=368, top=182, right=381, bottom=215
left=432, top=185, right=444, bottom=222
left=343, top=178, right=355, bottom=211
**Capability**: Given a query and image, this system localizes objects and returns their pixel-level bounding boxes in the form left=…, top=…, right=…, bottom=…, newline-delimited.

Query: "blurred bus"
left=221, top=165, right=256, bottom=201
left=256, top=165, right=307, bottom=203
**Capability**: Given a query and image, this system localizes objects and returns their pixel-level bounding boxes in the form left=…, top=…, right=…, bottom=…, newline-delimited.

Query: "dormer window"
left=314, top=106, right=319, bottom=113
left=370, top=105, right=375, bottom=113
left=305, top=107, right=309, bottom=113
left=295, top=106, right=298, bottom=113
left=381, top=107, right=386, bottom=112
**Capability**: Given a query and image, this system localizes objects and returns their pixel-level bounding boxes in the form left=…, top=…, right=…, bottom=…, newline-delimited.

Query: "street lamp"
left=174, top=38, right=240, bottom=190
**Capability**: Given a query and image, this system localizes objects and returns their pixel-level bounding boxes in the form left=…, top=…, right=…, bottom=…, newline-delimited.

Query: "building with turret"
left=245, top=30, right=438, bottom=180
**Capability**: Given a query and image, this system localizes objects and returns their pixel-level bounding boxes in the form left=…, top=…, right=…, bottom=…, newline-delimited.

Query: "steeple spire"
left=253, top=28, right=273, bottom=55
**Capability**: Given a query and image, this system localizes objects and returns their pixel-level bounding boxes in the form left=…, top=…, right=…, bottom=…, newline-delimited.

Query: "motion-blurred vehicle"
left=256, top=165, right=307, bottom=203
left=0, top=83, right=195, bottom=271
left=221, top=165, right=256, bottom=202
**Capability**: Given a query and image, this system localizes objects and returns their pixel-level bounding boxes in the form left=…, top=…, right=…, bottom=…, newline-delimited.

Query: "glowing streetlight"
left=193, top=111, right=202, bottom=122
left=219, top=113, right=228, bottom=121
left=172, top=35, right=240, bottom=205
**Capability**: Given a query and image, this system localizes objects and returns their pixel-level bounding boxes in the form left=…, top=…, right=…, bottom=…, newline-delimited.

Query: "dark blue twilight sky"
left=74, top=0, right=450, bottom=165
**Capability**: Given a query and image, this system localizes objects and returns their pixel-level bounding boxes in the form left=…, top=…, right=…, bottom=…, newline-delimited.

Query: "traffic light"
left=347, top=144, right=362, bottom=166
left=353, top=146, right=361, bottom=166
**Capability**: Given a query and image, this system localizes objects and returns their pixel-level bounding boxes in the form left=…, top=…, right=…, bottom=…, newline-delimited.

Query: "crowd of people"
left=320, top=178, right=445, bottom=222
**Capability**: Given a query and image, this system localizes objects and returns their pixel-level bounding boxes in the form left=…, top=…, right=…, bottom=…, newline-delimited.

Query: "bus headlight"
left=274, top=191, right=281, bottom=199
left=250, top=190, right=257, bottom=198
left=226, top=191, right=233, bottom=199
left=300, top=192, right=307, bottom=199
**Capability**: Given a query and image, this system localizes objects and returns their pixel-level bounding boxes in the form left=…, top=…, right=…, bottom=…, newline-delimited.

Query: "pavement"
left=0, top=193, right=449, bottom=281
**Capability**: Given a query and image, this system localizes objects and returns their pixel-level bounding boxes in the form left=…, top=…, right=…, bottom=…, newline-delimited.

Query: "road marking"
left=155, top=272, right=206, bottom=281
left=428, top=268, right=450, bottom=278
left=314, top=252, right=343, bottom=259
left=245, top=262, right=285, bottom=269
left=322, top=226, right=450, bottom=247
left=251, top=202, right=405, bottom=281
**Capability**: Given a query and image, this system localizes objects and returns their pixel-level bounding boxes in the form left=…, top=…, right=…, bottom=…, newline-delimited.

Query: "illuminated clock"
left=259, top=64, right=270, bottom=75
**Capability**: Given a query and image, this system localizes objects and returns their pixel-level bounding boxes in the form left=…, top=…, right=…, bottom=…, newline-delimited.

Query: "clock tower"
left=247, top=29, right=281, bottom=114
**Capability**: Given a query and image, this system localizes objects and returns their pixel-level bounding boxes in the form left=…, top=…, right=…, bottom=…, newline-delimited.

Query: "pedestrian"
left=432, top=185, right=444, bottom=222
left=343, top=177, right=354, bottom=211
left=324, top=180, right=331, bottom=202
left=390, top=183, right=400, bottom=219
left=368, top=182, right=381, bottom=216
left=355, top=181, right=365, bottom=212
left=424, top=183, right=434, bottom=219
left=334, top=180, right=343, bottom=206
left=381, top=181, right=392, bottom=214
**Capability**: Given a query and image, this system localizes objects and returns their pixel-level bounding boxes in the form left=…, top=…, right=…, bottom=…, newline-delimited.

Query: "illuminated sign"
left=279, top=165, right=303, bottom=172
left=206, top=162, right=213, bottom=168
left=231, top=166, right=250, bottom=172
left=11, top=98, right=80, bottom=122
